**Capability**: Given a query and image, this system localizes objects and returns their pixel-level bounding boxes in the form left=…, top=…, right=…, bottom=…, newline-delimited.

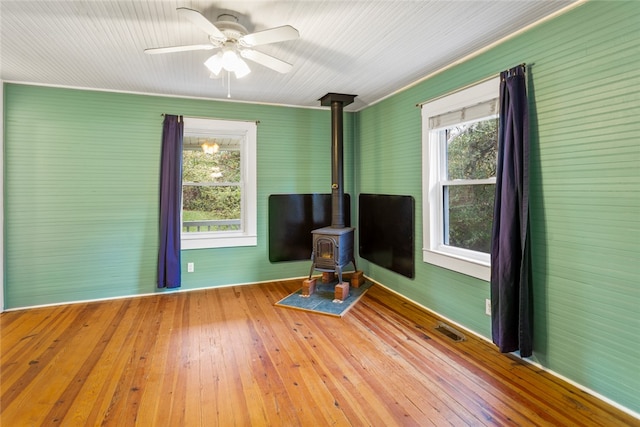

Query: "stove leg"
left=308, top=252, right=315, bottom=280
left=334, top=264, right=349, bottom=301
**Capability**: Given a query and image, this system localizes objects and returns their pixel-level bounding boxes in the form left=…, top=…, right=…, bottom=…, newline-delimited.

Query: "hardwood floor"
left=1, top=279, right=637, bottom=426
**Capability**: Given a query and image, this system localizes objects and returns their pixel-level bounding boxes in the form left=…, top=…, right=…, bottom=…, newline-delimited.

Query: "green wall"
left=4, top=86, right=355, bottom=308
left=356, top=0, right=639, bottom=414
left=3, top=0, right=638, bottom=415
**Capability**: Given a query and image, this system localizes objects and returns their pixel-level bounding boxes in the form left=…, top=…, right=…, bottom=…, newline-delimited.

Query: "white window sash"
left=421, top=77, right=499, bottom=280
left=181, top=118, right=257, bottom=249
left=441, top=178, right=497, bottom=186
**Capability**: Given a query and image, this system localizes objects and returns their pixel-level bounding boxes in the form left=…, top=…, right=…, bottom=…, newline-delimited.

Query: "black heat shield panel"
left=358, top=193, right=415, bottom=278
left=268, top=193, right=350, bottom=262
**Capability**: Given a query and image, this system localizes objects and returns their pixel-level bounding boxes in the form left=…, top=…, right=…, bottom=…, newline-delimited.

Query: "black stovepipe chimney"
left=319, top=93, right=356, bottom=228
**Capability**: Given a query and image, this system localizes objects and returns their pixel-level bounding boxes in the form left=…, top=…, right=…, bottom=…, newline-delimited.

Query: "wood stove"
left=310, top=226, right=355, bottom=284
left=308, top=93, right=357, bottom=287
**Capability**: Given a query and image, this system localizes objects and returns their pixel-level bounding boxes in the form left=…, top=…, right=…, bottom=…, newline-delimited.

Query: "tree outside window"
left=182, top=143, right=241, bottom=232
left=443, top=118, right=497, bottom=253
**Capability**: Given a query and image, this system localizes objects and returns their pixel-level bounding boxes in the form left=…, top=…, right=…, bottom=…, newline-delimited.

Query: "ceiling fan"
left=145, top=7, right=299, bottom=79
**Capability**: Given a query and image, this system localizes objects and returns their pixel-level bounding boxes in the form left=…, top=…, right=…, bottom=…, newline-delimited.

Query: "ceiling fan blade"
left=177, top=7, right=226, bottom=41
left=240, top=49, right=293, bottom=74
left=239, top=25, right=299, bottom=47
left=144, top=44, right=215, bottom=55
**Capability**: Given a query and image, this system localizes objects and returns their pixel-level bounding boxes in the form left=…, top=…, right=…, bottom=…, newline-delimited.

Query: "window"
left=421, top=77, right=499, bottom=280
left=181, top=118, right=257, bottom=249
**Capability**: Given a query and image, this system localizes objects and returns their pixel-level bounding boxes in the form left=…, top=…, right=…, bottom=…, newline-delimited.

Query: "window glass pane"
left=182, top=147, right=242, bottom=233
left=446, top=118, right=498, bottom=180
left=444, top=184, right=494, bottom=253
left=183, top=149, right=240, bottom=183
left=182, top=186, right=241, bottom=232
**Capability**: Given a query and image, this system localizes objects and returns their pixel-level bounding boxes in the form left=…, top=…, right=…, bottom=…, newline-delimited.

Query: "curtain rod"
left=416, top=63, right=526, bottom=108
left=161, top=114, right=260, bottom=124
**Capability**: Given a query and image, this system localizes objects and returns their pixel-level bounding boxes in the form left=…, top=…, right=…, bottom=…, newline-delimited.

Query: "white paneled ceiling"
left=1, top=0, right=579, bottom=111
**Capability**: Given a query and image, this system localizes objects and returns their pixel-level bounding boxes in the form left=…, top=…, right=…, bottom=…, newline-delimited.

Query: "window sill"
left=182, top=234, right=257, bottom=250
left=422, top=248, right=490, bottom=281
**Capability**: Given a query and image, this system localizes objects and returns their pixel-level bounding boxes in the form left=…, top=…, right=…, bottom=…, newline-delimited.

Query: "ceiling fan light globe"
left=234, top=58, right=251, bottom=78
left=204, top=53, right=223, bottom=75
left=222, top=49, right=238, bottom=71
left=234, top=70, right=249, bottom=79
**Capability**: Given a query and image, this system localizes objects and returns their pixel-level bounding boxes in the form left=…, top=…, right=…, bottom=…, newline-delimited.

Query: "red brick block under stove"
left=350, top=271, right=364, bottom=288
left=322, top=272, right=336, bottom=283
left=334, top=282, right=349, bottom=301
left=302, top=278, right=316, bottom=296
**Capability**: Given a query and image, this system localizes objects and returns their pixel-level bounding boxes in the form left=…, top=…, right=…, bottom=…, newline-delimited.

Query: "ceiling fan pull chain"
left=227, top=72, right=231, bottom=98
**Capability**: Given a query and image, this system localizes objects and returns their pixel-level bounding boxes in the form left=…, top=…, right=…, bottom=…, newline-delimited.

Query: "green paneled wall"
left=4, top=85, right=355, bottom=308
left=356, top=1, right=639, bottom=414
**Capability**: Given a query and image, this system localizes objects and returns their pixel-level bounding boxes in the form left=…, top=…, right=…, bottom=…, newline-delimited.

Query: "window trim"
left=181, top=118, right=257, bottom=250
left=421, top=77, right=499, bottom=281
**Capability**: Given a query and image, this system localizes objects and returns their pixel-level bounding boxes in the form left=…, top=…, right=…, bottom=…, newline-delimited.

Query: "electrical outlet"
left=187, top=262, right=194, bottom=273
left=485, top=299, right=491, bottom=316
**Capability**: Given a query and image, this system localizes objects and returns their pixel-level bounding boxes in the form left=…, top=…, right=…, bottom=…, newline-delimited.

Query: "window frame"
left=181, top=117, right=257, bottom=250
left=421, top=77, right=499, bottom=281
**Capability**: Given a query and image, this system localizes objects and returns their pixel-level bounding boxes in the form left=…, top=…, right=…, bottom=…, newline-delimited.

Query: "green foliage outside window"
left=445, top=119, right=498, bottom=253
left=182, top=149, right=241, bottom=227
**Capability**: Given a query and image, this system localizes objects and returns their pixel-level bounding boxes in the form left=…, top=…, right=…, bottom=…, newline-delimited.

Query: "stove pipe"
left=319, top=93, right=356, bottom=228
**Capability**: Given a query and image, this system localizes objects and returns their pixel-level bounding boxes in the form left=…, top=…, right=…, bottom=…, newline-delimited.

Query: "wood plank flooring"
left=1, top=279, right=638, bottom=426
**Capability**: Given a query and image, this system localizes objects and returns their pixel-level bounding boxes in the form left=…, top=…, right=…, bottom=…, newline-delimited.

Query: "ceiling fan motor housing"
left=213, top=14, right=248, bottom=43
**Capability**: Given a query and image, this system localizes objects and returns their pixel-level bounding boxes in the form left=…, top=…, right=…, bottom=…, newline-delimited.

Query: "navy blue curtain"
left=491, top=64, right=532, bottom=356
left=157, top=114, right=183, bottom=288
